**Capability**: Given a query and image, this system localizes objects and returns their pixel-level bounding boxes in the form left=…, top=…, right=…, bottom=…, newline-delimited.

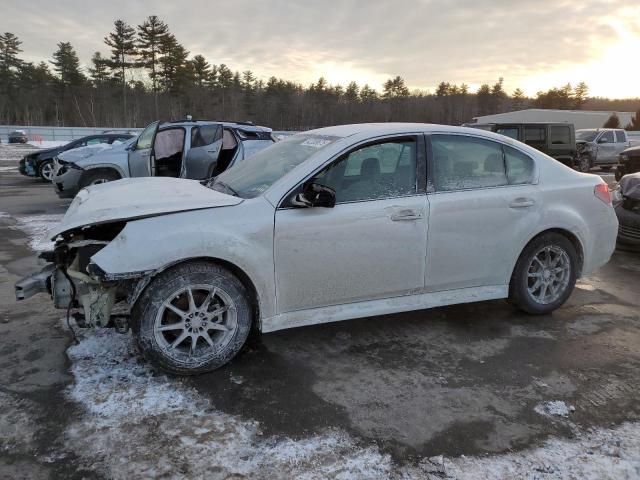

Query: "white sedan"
left=16, top=124, right=618, bottom=374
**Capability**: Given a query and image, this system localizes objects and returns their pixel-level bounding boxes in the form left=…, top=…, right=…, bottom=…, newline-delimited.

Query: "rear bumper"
left=15, top=264, right=55, bottom=300
left=582, top=211, right=618, bottom=276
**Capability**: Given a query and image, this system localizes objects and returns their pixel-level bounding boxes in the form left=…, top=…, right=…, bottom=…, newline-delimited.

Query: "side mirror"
left=292, top=182, right=336, bottom=208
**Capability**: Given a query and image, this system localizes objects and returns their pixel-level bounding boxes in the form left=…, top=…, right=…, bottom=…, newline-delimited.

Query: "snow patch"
left=27, top=140, right=68, bottom=148
left=534, top=400, right=573, bottom=418
left=65, top=329, right=394, bottom=479
left=13, top=214, right=63, bottom=251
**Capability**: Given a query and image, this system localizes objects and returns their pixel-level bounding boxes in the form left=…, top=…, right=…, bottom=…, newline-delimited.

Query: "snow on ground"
left=534, top=400, right=574, bottom=418
left=11, top=214, right=63, bottom=251
left=64, top=328, right=640, bottom=480
left=64, top=328, right=394, bottom=479
left=27, top=140, right=68, bottom=148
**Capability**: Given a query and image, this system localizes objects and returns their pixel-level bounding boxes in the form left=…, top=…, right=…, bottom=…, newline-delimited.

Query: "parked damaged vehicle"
left=16, top=124, right=618, bottom=374
left=615, top=145, right=640, bottom=181
left=613, top=172, right=640, bottom=250
left=20, top=133, right=134, bottom=182
left=575, top=128, right=630, bottom=172
left=53, top=120, right=275, bottom=198
left=9, top=129, right=28, bottom=143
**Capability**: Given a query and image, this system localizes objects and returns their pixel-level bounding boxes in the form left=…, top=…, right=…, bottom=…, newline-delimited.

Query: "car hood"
left=622, top=145, right=640, bottom=155
left=49, top=177, right=242, bottom=239
left=620, top=173, right=640, bottom=200
left=59, top=143, right=116, bottom=162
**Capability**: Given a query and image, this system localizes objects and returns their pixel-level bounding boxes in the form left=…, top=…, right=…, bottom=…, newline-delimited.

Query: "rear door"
left=183, top=124, right=223, bottom=179
left=128, top=121, right=159, bottom=177
left=425, top=133, right=541, bottom=291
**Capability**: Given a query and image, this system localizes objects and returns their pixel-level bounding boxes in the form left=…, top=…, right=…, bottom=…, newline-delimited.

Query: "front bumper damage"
left=14, top=223, right=145, bottom=330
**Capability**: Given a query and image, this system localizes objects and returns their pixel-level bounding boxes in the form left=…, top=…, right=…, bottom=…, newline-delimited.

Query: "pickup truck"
left=576, top=128, right=630, bottom=171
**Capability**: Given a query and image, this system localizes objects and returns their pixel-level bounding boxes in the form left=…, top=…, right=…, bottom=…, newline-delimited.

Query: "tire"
left=509, top=232, right=578, bottom=315
left=79, top=169, right=120, bottom=188
left=575, top=153, right=591, bottom=173
left=132, top=261, right=253, bottom=375
left=38, top=160, right=55, bottom=182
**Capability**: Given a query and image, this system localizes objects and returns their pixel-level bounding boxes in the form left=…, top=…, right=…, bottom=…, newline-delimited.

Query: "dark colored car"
left=465, top=122, right=578, bottom=169
left=615, top=145, right=640, bottom=181
left=19, top=133, right=135, bottom=182
left=8, top=130, right=28, bottom=143
left=614, top=173, right=640, bottom=251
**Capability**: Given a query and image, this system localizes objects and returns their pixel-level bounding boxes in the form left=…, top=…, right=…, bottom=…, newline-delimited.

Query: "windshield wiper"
left=212, top=180, right=238, bottom=197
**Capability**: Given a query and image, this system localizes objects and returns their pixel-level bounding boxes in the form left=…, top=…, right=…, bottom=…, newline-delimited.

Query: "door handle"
left=390, top=209, right=422, bottom=221
left=508, top=198, right=536, bottom=208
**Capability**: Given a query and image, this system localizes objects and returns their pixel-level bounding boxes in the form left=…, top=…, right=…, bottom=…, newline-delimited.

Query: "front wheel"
left=509, top=233, right=578, bottom=315
left=575, top=153, right=592, bottom=173
left=38, top=160, right=55, bottom=182
left=79, top=169, right=120, bottom=188
left=132, top=261, right=253, bottom=375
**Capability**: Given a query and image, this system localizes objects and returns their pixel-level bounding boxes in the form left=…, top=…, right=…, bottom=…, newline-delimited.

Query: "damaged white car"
left=15, top=124, right=618, bottom=374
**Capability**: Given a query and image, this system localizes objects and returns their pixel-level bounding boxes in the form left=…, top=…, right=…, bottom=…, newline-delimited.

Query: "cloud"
left=2, top=0, right=638, bottom=96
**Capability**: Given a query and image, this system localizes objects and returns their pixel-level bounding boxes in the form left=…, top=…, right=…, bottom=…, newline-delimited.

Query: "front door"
left=128, top=121, right=159, bottom=177
left=274, top=136, right=429, bottom=313
left=426, top=134, right=541, bottom=291
left=595, top=130, right=616, bottom=164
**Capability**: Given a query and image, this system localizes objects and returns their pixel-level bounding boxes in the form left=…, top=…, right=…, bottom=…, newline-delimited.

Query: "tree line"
left=1, top=19, right=639, bottom=129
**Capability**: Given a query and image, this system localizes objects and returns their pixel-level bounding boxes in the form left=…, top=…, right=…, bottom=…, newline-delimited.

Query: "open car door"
left=183, top=124, right=224, bottom=179
left=128, top=121, right=159, bottom=177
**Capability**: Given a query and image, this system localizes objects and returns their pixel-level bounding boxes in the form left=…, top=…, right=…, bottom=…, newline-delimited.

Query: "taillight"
left=594, top=183, right=611, bottom=205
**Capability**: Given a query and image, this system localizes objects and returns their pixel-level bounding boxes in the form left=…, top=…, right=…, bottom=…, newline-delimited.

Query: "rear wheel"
left=510, top=233, right=578, bottom=314
left=38, top=161, right=54, bottom=182
left=132, top=261, right=253, bottom=375
left=79, top=169, right=120, bottom=188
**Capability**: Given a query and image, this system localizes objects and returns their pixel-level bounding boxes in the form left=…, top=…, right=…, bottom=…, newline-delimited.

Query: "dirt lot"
left=1, top=143, right=639, bottom=479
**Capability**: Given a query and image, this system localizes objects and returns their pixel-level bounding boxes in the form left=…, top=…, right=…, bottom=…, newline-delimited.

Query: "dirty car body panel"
left=16, top=123, right=618, bottom=373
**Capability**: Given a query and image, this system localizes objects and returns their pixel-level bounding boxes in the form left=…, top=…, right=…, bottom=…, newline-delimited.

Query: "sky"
left=2, top=0, right=639, bottom=98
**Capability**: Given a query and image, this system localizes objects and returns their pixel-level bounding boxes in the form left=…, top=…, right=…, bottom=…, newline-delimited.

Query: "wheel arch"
left=512, top=227, right=585, bottom=281
left=131, top=256, right=261, bottom=329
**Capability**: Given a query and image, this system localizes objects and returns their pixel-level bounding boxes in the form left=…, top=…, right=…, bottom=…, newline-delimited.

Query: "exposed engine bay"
left=15, top=221, right=136, bottom=332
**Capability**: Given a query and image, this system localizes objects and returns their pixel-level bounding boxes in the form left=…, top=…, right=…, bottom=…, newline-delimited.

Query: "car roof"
left=304, top=122, right=520, bottom=139
left=160, top=120, right=271, bottom=132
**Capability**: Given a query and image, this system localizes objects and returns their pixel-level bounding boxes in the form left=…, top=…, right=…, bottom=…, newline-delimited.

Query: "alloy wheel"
left=153, top=284, right=237, bottom=360
left=526, top=245, right=571, bottom=305
left=40, top=162, right=54, bottom=181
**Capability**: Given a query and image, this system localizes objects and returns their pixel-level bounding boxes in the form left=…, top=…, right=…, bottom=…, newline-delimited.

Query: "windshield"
left=211, top=133, right=339, bottom=198
left=576, top=129, right=598, bottom=142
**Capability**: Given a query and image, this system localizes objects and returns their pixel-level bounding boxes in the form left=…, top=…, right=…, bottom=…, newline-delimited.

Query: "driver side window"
left=313, top=138, right=417, bottom=203
left=136, top=123, right=157, bottom=150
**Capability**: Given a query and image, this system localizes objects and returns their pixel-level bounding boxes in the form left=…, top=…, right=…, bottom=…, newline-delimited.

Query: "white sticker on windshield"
left=301, top=138, right=332, bottom=148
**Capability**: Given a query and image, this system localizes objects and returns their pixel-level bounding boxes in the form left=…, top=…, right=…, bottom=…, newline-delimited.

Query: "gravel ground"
left=1, top=143, right=639, bottom=479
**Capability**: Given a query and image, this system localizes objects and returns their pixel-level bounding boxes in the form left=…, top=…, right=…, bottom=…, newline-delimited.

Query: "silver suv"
left=576, top=128, right=630, bottom=170
left=53, top=120, right=274, bottom=198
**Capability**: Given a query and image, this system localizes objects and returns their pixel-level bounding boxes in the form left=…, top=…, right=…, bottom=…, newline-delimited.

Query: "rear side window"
left=495, top=127, right=519, bottom=140
left=615, top=131, right=627, bottom=143
left=524, top=127, right=546, bottom=144
left=191, top=125, right=222, bottom=147
left=550, top=126, right=571, bottom=145
left=504, top=146, right=535, bottom=184
left=432, top=135, right=507, bottom=191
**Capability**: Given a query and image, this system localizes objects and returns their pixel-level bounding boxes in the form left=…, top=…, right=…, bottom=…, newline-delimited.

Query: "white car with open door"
left=17, top=124, right=618, bottom=375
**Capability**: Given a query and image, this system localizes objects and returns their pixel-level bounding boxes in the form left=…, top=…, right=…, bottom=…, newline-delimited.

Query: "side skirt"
left=261, top=285, right=508, bottom=333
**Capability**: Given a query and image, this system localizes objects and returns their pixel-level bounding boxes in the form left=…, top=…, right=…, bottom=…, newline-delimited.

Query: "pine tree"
left=0, top=32, right=23, bottom=92
left=104, top=19, right=137, bottom=121
left=603, top=113, right=620, bottom=128
left=158, top=34, right=190, bottom=94
left=191, top=55, right=211, bottom=87
left=138, top=15, right=169, bottom=116
left=88, top=52, right=110, bottom=85
left=50, top=42, right=84, bottom=87
left=383, top=76, right=409, bottom=98
left=511, top=88, right=526, bottom=109
left=572, top=82, right=589, bottom=109
left=345, top=81, right=359, bottom=102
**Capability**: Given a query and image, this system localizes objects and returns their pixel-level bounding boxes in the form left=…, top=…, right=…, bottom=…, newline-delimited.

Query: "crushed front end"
left=15, top=221, right=135, bottom=331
